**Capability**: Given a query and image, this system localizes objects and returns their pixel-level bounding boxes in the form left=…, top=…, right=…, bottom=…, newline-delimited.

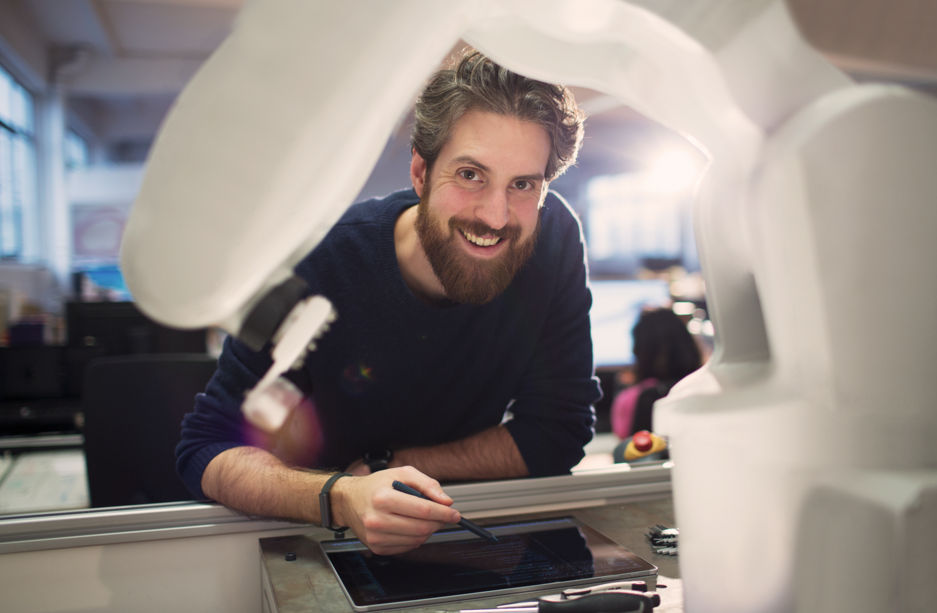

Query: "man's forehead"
left=438, top=110, right=551, bottom=178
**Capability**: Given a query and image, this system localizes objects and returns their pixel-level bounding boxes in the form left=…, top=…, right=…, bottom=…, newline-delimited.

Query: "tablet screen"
left=320, top=516, right=657, bottom=611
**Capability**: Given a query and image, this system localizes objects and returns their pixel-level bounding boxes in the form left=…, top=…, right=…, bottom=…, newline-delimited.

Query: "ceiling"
left=8, top=0, right=937, bottom=151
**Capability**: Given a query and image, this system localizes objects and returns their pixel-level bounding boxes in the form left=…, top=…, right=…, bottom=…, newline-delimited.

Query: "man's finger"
left=391, top=467, right=454, bottom=505
left=387, top=481, right=460, bottom=524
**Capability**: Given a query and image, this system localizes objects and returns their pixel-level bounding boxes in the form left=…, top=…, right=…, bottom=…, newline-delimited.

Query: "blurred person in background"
left=611, top=307, right=702, bottom=440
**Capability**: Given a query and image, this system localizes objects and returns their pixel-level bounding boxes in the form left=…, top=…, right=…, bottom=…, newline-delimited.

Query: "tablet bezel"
left=319, top=516, right=658, bottom=611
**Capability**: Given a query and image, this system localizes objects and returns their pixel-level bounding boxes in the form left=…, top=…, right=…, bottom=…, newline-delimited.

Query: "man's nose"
left=474, top=187, right=510, bottom=230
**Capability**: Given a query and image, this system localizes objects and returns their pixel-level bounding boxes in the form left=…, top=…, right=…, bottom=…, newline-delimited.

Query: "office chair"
left=81, top=353, right=217, bottom=507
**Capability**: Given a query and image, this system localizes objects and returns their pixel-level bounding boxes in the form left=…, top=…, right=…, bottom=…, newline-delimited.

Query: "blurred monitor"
left=590, top=279, right=671, bottom=368
left=75, top=265, right=132, bottom=300
left=65, top=301, right=207, bottom=356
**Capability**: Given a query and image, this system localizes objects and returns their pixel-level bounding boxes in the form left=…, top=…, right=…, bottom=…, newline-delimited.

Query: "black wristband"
left=319, top=472, right=351, bottom=538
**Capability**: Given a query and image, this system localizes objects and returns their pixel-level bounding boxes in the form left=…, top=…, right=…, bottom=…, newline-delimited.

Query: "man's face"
left=411, top=109, right=550, bottom=304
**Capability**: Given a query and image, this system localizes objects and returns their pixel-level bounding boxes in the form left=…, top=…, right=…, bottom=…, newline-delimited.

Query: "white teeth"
left=461, top=230, right=501, bottom=247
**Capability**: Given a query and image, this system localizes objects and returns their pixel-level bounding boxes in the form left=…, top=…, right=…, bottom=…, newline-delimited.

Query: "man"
left=176, top=50, right=600, bottom=555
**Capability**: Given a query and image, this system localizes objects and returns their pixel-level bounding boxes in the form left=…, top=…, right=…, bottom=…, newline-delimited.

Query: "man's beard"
left=415, top=187, right=541, bottom=305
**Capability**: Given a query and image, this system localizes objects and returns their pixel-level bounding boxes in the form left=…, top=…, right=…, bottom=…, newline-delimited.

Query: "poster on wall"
left=71, top=205, right=126, bottom=264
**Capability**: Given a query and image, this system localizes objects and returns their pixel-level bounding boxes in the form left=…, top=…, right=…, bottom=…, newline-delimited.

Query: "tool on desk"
left=646, top=524, right=678, bottom=556
left=392, top=480, right=499, bottom=543
left=459, top=591, right=658, bottom=612
left=496, top=586, right=661, bottom=610
left=562, top=580, right=663, bottom=597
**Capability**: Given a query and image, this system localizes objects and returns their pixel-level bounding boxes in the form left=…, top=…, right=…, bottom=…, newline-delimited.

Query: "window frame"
left=0, top=61, right=38, bottom=261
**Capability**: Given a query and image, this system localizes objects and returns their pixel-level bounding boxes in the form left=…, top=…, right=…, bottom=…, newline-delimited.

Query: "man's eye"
left=514, top=180, right=531, bottom=190
left=458, top=169, right=480, bottom=181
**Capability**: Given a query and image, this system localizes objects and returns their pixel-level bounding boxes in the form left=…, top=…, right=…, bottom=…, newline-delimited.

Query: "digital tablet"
left=320, top=516, right=658, bottom=611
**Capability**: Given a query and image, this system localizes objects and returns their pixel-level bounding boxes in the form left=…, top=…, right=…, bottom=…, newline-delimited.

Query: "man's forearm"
left=202, top=446, right=461, bottom=556
left=201, top=446, right=331, bottom=523
left=391, top=425, right=529, bottom=481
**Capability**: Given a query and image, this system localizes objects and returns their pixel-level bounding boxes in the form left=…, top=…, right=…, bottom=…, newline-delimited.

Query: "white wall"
left=68, top=165, right=144, bottom=207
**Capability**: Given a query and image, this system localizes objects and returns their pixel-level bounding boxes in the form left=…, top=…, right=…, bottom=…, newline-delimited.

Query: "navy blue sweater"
left=176, top=188, right=599, bottom=497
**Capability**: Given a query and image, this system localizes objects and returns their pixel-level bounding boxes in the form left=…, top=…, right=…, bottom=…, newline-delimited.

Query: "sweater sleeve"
left=504, top=200, right=600, bottom=476
left=174, top=336, right=271, bottom=498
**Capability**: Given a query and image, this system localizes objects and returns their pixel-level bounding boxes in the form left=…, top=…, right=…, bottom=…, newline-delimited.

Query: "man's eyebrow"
left=452, top=155, right=491, bottom=172
left=451, top=156, right=545, bottom=182
left=514, top=172, right=546, bottom=183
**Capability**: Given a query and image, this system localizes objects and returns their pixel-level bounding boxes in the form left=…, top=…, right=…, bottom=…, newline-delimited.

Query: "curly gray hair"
left=411, top=49, right=584, bottom=182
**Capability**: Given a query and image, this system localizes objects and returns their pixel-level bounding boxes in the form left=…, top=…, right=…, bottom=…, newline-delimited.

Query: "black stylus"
left=392, top=480, right=499, bottom=543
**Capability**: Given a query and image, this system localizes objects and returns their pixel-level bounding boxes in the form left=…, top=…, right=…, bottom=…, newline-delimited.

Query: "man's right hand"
left=330, top=466, right=461, bottom=555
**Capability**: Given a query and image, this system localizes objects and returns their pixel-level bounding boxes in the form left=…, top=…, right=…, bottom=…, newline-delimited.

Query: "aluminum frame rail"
left=0, top=463, right=671, bottom=554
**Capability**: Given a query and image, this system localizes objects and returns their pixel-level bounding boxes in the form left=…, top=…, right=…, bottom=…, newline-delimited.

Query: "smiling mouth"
left=460, top=229, right=502, bottom=247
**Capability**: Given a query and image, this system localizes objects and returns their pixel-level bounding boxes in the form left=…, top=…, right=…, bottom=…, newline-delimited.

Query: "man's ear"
left=410, top=149, right=427, bottom=198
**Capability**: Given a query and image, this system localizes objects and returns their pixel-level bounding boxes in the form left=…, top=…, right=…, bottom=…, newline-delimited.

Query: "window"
left=0, top=63, right=37, bottom=260
left=584, top=141, right=705, bottom=276
left=65, top=130, right=89, bottom=170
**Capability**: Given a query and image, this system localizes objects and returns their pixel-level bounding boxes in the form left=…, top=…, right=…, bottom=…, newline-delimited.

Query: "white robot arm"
left=121, top=1, right=937, bottom=610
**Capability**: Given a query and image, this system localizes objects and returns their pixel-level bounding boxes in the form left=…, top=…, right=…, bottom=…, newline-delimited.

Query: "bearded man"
left=176, top=50, right=600, bottom=555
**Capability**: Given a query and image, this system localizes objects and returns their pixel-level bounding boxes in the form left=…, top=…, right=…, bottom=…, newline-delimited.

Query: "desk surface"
left=0, top=448, right=89, bottom=514
left=260, top=496, right=681, bottom=612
